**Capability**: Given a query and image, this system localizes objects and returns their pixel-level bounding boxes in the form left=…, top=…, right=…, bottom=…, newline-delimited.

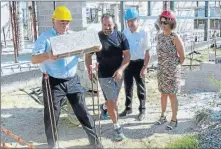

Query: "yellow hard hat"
left=52, top=6, right=73, bottom=21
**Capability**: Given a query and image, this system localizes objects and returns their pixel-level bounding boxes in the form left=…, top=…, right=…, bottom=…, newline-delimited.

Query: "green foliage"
left=165, top=136, right=199, bottom=149
left=208, top=76, right=221, bottom=90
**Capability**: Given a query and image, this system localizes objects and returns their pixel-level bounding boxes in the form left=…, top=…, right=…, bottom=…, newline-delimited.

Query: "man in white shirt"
left=119, top=8, right=151, bottom=121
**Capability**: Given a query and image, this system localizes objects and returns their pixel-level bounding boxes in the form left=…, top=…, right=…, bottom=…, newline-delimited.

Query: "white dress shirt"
left=123, top=27, right=151, bottom=60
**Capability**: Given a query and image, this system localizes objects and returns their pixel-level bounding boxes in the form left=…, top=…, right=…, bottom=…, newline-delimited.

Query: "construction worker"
left=85, top=13, right=130, bottom=141
left=119, top=8, right=151, bottom=121
left=31, top=6, right=103, bottom=148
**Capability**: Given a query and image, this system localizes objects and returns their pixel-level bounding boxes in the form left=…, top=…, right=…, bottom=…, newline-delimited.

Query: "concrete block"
left=50, top=30, right=101, bottom=57
left=186, top=70, right=208, bottom=82
left=208, top=52, right=216, bottom=61
left=199, top=81, right=219, bottom=92
left=184, top=80, right=201, bottom=91
left=183, top=69, right=221, bottom=92
left=216, top=56, right=221, bottom=64
left=200, top=63, right=221, bottom=73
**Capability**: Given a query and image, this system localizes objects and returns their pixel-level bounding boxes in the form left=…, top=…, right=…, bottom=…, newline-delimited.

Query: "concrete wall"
left=1, top=2, right=10, bottom=29
left=182, top=62, right=221, bottom=93
left=1, top=2, right=10, bottom=41
left=36, top=1, right=87, bottom=35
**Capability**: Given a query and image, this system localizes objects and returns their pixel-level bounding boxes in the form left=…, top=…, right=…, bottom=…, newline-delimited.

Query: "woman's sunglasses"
left=160, top=21, right=169, bottom=25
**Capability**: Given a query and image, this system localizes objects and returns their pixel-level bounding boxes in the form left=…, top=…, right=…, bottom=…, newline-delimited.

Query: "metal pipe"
left=204, top=1, right=209, bottom=41
left=139, top=16, right=220, bottom=20
left=95, top=63, right=101, bottom=141
left=14, top=2, right=19, bottom=57
left=120, top=1, right=125, bottom=31
left=53, top=1, right=56, bottom=10
left=32, top=1, right=37, bottom=40
left=219, top=1, right=221, bottom=37
left=17, top=1, right=25, bottom=51
left=163, top=1, right=168, bottom=10
left=220, top=19, right=221, bottom=37
left=147, top=1, right=151, bottom=16
left=9, top=2, right=18, bottom=63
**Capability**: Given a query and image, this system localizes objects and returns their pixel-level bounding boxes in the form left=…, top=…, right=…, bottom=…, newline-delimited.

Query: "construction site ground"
left=1, top=48, right=221, bottom=148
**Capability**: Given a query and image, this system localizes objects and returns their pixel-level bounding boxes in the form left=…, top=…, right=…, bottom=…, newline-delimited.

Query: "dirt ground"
left=1, top=48, right=221, bottom=148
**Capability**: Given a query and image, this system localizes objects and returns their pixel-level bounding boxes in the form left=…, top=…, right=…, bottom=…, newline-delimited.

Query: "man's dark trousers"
left=124, top=59, right=146, bottom=113
left=42, top=74, right=99, bottom=147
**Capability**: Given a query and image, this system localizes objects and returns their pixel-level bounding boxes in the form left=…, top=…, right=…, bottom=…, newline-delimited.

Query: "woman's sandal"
left=155, top=116, right=167, bottom=125
left=166, top=120, right=178, bottom=130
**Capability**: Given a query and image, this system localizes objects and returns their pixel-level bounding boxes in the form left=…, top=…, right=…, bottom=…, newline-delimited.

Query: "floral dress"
left=156, top=32, right=181, bottom=94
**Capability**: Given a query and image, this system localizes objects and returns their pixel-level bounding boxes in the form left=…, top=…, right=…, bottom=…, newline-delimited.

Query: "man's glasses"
left=160, top=21, right=169, bottom=25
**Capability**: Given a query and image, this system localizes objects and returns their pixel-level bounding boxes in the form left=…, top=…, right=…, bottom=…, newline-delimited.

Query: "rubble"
left=194, top=96, right=221, bottom=148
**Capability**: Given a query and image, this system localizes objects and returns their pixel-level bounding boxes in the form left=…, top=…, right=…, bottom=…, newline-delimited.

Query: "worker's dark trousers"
left=124, top=59, right=146, bottom=113
left=42, top=74, right=99, bottom=147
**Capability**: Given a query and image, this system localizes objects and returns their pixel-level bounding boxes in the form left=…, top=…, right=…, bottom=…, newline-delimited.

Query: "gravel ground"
left=195, top=107, right=221, bottom=148
left=1, top=70, right=221, bottom=148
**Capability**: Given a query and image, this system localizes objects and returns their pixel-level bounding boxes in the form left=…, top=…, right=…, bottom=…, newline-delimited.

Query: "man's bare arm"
left=119, top=50, right=130, bottom=71
left=143, top=50, right=150, bottom=69
left=31, top=50, right=57, bottom=64
left=31, top=53, right=50, bottom=64
left=85, top=53, right=93, bottom=71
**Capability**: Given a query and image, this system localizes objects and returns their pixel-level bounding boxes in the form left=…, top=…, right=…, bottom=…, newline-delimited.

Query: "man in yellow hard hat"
left=31, top=6, right=103, bottom=148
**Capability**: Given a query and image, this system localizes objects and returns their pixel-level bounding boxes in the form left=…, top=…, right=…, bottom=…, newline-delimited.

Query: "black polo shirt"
left=96, top=30, right=129, bottom=78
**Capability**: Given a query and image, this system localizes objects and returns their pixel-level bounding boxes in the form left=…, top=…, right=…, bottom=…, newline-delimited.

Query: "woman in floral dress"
left=155, top=10, right=185, bottom=130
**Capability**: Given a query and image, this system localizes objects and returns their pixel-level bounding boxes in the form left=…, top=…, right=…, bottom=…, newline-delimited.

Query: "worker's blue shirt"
left=32, top=27, right=79, bottom=79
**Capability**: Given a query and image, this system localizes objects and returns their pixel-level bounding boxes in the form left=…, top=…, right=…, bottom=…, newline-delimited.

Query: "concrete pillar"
left=163, top=1, right=168, bottom=10
left=170, top=1, right=175, bottom=11
left=204, top=1, right=209, bottom=41
left=17, top=2, right=25, bottom=51
left=27, top=2, right=33, bottom=41
left=36, top=1, right=87, bottom=35
left=147, top=1, right=152, bottom=16
left=114, top=4, right=119, bottom=24
left=32, top=1, right=37, bottom=41
left=120, top=1, right=125, bottom=31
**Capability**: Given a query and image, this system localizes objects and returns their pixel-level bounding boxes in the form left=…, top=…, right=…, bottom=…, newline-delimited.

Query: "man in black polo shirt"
left=85, top=13, right=130, bottom=141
